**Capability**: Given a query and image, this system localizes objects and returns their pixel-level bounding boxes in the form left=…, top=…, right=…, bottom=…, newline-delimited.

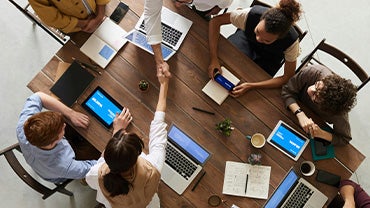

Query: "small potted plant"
left=248, top=153, right=262, bottom=165
left=138, top=80, right=149, bottom=91
left=216, top=118, right=234, bottom=136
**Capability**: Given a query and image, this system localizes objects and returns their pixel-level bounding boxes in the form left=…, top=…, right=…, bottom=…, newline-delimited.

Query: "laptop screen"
left=268, top=121, right=307, bottom=158
left=264, top=169, right=298, bottom=208
left=82, top=87, right=123, bottom=128
left=168, top=125, right=210, bottom=165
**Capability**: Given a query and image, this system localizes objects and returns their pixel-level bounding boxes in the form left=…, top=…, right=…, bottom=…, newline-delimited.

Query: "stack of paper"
left=80, top=18, right=127, bottom=68
left=202, top=66, right=240, bottom=105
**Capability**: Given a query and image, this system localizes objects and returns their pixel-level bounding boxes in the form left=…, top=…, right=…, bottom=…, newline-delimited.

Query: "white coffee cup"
left=300, top=161, right=315, bottom=176
left=251, top=133, right=266, bottom=148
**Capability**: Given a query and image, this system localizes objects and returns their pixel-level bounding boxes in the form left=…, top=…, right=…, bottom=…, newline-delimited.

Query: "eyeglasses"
left=312, top=81, right=322, bottom=103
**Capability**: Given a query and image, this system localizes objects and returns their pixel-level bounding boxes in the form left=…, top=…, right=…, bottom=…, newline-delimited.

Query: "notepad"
left=222, top=161, right=271, bottom=199
left=80, top=18, right=128, bottom=68
left=202, top=66, right=240, bottom=105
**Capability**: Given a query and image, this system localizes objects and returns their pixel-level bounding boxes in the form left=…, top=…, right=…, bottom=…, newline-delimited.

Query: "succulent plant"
left=138, top=80, right=149, bottom=91
left=216, top=118, right=234, bottom=136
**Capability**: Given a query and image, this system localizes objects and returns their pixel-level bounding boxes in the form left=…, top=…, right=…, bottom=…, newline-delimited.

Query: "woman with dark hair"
left=208, top=0, right=302, bottom=97
left=86, top=74, right=169, bottom=208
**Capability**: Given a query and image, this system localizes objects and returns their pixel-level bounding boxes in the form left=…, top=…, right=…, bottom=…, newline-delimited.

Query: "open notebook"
left=202, top=66, right=240, bottom=105
left=80, top=18, right=127, bottom=68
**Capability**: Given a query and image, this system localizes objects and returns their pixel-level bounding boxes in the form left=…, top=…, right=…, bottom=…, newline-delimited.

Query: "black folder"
left=50, top=61, right=95, bottom=107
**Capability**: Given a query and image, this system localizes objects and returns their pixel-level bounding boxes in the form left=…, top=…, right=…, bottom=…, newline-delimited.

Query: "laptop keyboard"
left=165, top=144, right=197, bottom=180
left=139, top=22, right=182, bottom=47
left=283, top=182, right=314, bottom=208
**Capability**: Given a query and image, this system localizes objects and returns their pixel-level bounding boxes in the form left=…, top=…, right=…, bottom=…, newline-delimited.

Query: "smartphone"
left=314, top=139, right=327, bottom=156
left=214, top=73, right=235, bottom=91
left=316, top=169, right=341, bottom=187
left=110, top=2, right=129, bottom=24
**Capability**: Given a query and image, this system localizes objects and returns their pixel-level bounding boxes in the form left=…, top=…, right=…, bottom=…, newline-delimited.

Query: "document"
left=202, top=66, right=240, bottom=105
left=222, top=161, right=271, bottom=199
left=80, top=18, right=127, bottom=68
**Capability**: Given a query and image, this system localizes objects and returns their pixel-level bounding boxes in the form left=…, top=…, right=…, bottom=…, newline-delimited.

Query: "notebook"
left=263, top=168, right=328, bottom=208
left=202, top=66, right=240, bottom=105
left=125, top=7, right=192, bottom=61
left=82, top=86, right=123, bottom=128
left=80, top=18, right=128, bottom=68
left=50, top=61, right=95, bottom=107
left=222, top=161, right=271, bottom=199
left=161, top=124, right=211, bottom=195
left=267, top=120, right=309, bottom=161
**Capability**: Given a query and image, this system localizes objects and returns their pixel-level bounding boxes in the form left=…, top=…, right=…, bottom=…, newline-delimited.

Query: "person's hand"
left=343, top=199, right=356, bottom=208
left=158, top=71, right=170, bottom=85
left=156, top=61, right=171, bottom=78
left=230, top=82, right=253, bottom=97
left=296, top=113, right=315, bottom=134
left=82, top=16, right=103, bottom=33
left=205, top=6, right=222, bottom=17
left=112, top=108, right=132, bottom=134
left=208, top=59, right=221, bottom=79
left=69, top=111, right=90, bottom=129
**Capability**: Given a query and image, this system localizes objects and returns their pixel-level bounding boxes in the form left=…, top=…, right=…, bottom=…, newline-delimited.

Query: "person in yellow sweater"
left=29, top=0, right=110, bottom=33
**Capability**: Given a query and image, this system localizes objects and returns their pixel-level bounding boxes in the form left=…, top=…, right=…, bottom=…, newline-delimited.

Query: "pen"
left=191, top=171, right=206, bottom=191
left=72, top=57, right=101, bottom=75
left=244, top=174, right=248, bottom=194
left=192, top=107, right=215, bottom=115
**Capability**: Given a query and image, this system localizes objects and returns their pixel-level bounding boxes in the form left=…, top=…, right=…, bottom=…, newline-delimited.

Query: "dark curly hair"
left=317, top=74, right=357, bottom=114
left=261, top=0, right=302, bottom=37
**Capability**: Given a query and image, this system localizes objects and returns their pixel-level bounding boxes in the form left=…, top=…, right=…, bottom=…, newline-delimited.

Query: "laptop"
left=263, top=168, right=328, bottom=208
left=267, top=120, right=310, bottom=161
left=161, top=124, right=211, bottom=195
left=125, top=7, right=192, bottom=61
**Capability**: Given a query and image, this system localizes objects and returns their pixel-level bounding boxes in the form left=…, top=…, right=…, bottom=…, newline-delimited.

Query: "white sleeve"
left=144, top=111, right=167, bottom=172
left=85, top=157, right=105, bottom=190
left=229, top=8, right=251, bottom=31
left=144, top=0, right=163, bottom=45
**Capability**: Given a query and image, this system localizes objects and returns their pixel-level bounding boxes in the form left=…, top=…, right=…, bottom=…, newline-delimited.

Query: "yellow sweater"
left=29, top=0, right=110, bottom=33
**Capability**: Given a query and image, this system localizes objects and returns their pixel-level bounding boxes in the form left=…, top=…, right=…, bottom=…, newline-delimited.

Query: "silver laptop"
left=263, top=168, right=328, bottom=208
left=125, top=7, right=192, bottom=61
left=161, top=124, right=211, bottom=195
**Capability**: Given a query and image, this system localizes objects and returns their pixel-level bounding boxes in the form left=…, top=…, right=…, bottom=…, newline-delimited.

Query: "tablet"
left=82, top=86, right=123, bottom=128
left=267, top=120, right=309, bottom=161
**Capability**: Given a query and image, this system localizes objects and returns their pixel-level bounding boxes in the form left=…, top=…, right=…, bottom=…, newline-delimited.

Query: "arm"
left=112, top=108, right=132, bottom=136
left=81, top=4, right=106, bottom=33
left=231, top=60, right=296, bottom=97
left=340, top=184, right=356, bottom=208
left=35, top=92, right=89, bottom=128
left=208, top=13, right=231, bottom=78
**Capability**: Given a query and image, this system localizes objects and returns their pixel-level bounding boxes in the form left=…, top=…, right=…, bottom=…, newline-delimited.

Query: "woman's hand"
left=230, top=82, right=253, bottom=97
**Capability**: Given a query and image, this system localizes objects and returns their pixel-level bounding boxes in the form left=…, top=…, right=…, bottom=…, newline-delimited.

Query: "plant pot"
left=138, top=80, right=149, bottom=91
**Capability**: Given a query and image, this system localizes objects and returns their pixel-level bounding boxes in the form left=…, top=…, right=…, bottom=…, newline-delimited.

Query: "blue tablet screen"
left=83, top=88, right=122, bottom=127
left=270, top=123, right=306, bottom=157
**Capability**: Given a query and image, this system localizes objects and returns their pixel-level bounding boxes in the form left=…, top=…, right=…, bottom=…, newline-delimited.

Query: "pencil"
left=191, top=171, right=206, bottom=191
left=192, top=107, right=215, bottom=115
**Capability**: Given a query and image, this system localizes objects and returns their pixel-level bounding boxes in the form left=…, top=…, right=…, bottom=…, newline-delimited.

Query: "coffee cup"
left=208, top=195, right=222, bottom=207
left=250, top=133, right=266, bottom=148
left=300, top=161, right=315, bottom=176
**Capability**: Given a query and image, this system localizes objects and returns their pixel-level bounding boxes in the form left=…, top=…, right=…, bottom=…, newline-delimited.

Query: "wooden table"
left=27, top=0, right=365, bottom=207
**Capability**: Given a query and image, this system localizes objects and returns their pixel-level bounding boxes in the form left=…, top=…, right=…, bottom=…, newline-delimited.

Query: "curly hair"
left=318, top=74, right=357, bottom=114
left=103, top=131, right=144, bottom=197
left=261, top=0, right=302, bottom=37
left=23, top=111, right=64, bottom=147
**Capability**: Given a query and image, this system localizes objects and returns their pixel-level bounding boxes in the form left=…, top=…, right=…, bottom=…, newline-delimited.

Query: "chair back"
left=296, top=39, right=370, bottom=91
left=0, top=143, right=73, bottom=199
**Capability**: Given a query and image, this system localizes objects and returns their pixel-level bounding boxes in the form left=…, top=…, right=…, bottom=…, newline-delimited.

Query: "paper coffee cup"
left=300, top=161, right=315, bottom=176
left=251, top=133, right=266, bottom=148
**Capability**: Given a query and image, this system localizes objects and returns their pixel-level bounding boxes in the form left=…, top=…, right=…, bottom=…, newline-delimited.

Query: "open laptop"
left=267, top=120, right=310, bottom=161
left=125, top=7, right=192, bottom=61
left=161, top=124, right=211, bottom=195
left=263, top=168, right=328, bottom=208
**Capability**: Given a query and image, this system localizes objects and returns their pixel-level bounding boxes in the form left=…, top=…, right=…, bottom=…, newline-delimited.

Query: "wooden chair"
left=7, top=0, right=68, bottom=45
left=0, top=143, right=73, bottom=199
left=296, top=39, right=370, bottom=91
left=250, top=0, right=307, bottom=41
